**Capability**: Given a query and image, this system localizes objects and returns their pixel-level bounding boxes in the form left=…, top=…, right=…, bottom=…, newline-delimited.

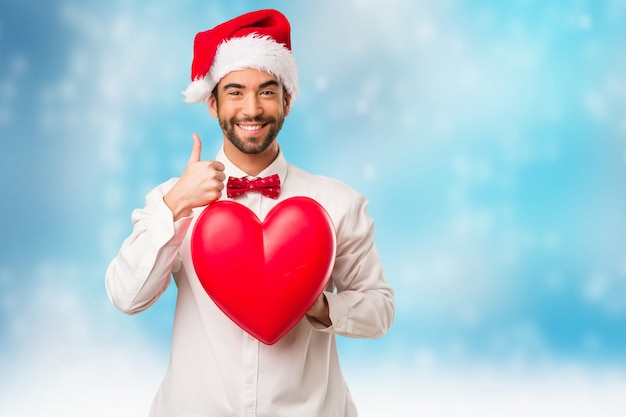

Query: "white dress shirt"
left=105, top=147, right=394, bottom=417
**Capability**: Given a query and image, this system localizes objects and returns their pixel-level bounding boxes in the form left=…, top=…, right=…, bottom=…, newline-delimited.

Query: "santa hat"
left=182, top=9, right=299, bottom=104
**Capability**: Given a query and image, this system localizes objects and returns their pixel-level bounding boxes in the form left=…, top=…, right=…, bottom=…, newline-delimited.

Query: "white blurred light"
left=348, top=363, right=626, bottom=417
left=579, top=14, right=592, bottom=30
left=362, top=163, right=378, bottom=180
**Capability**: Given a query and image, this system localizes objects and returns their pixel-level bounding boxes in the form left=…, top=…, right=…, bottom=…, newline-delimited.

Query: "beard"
left=219, top=115, right=284, bottom=155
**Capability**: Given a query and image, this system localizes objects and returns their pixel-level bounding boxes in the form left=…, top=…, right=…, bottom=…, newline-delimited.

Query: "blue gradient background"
left=1, top=1, right=625, bottom=415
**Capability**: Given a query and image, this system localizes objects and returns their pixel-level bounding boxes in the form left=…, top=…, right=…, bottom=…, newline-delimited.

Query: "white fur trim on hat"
left=182, top=34, right=299, bottom=104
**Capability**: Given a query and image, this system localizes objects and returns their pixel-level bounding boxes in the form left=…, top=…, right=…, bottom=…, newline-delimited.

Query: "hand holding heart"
left=306, top=293, right=331, bottom=327
left=164, top=133, right=226, bottom=220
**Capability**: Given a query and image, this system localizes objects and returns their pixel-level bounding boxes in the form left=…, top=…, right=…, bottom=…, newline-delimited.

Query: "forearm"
left=315, top=193, right=395, bottom=338
left=324, top=287, right=394, bottom=338
left=105, top=245, right=172, bottom=314
left=105, top=179, right=193, bottom=314
left=105, top=229, right=185, bottom=314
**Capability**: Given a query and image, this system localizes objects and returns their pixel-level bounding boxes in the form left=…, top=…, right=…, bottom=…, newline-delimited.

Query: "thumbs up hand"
left=164, top=133, right=226, bottom=221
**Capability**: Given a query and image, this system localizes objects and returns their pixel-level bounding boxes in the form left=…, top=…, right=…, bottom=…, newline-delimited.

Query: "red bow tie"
left=227, top=174, right=281, bottom=199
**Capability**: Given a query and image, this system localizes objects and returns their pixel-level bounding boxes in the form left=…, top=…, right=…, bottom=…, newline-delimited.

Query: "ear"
left=283, top=91, right=292, bottom=117
left=208, top=94, right=218, bottom=118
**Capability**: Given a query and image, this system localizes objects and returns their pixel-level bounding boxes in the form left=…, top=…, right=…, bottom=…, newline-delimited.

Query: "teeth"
left=239, top=124, right=262, bottom=131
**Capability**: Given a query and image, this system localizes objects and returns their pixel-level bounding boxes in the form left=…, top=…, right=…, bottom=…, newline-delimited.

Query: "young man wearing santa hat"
left=106, top=9, right=394, bottom=417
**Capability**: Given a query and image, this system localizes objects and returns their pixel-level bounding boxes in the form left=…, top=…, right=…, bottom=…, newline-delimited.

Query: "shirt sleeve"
left=313, top=193, right=395, bottom=339
left=105, top=178, right=193, bottom=314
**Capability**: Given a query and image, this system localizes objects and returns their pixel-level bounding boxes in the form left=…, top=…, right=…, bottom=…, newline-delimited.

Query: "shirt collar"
left=216, top=145, right=288, bottom=185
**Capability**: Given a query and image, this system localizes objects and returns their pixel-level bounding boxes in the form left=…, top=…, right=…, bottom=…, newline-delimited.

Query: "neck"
left=223, top=142, right=280, bottom=177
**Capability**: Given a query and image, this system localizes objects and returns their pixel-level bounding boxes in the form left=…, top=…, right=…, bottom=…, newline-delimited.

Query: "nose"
left=241, top=94, right=263, bottom=118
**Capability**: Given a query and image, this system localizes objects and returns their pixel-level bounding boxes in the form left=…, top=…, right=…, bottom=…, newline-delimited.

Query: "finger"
left=211, top=161, right=225, bottom=172
left=188, top=133, right=202, bottom=164
left=214, top=170, right=226, bottom=183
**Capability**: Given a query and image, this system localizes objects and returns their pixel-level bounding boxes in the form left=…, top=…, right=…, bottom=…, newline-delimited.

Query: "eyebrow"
left=259, top=80, right=280, bottom=89
left=221, top=79, right=280, bottom=91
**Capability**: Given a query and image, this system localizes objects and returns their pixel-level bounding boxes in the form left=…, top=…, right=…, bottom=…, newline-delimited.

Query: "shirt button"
left=246, top=375, right=254, bottom=384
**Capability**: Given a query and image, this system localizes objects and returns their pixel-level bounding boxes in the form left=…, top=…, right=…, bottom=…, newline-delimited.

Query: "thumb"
left=188, top=133, right=202, bottom=164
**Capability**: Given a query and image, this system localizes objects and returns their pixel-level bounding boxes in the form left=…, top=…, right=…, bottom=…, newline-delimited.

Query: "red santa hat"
left=182, top=9, right=299, bottom=104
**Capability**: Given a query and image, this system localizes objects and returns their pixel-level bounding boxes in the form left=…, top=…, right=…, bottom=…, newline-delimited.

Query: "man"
left=106, top=9, right=394, bottom=417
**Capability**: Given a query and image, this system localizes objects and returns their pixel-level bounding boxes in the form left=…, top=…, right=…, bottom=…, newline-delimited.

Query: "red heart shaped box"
left=191, top=196, right=336, bottom=345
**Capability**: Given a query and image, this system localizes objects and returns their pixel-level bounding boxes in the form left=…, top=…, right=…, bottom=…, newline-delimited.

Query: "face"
left=209, top=69, right=291, bottom=157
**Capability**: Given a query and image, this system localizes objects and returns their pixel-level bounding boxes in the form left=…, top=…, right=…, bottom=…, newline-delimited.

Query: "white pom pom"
left=181, top=77, right=213, bottom=103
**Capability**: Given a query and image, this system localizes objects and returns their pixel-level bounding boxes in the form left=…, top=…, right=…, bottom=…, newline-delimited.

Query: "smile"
left=238, top=124, right=265, bottom=132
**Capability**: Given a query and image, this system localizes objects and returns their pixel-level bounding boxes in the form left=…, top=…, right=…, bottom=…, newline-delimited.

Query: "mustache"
left=231, top=116, right=276, bottom=124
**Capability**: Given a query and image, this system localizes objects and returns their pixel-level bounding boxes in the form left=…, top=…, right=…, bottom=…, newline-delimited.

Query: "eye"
left=260, top=90, right=276, bottom=96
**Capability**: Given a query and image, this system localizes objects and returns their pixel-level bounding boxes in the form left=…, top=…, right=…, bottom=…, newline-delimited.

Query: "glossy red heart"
left=191, top=197, right=336, bottom=345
